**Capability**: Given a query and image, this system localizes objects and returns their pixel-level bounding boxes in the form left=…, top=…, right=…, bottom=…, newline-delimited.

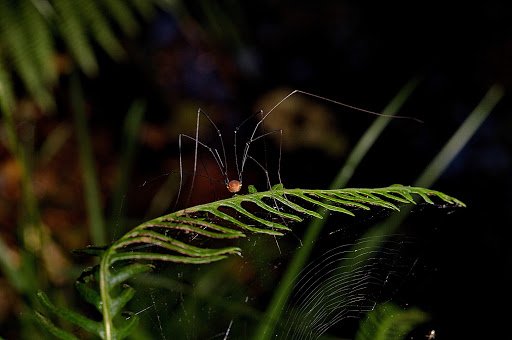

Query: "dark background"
left=132, top=3, right=511, bottom=337
left=1, top=1, right=511, bottom=338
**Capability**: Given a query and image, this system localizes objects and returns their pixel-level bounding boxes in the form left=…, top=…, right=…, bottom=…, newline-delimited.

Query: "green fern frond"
left=36, top=263, right=153, bottom=340
left=36, top=290, right=105, bottom=336
left=0, top=0, right=160, bottom=109
left=0, top=0, right=53, bottom=107
left=161, top=185, right=464, bottom=238
left=34, top=310, right=81, bottom=340
left=53, top=0, right=98, bottom=75
left=75, top=0, right=125, bottom=61
left=35, top=185, right=463, bottom=339
left=100, top=0, right=139, bottom=36
left=20, top=0, right=57, bottom=85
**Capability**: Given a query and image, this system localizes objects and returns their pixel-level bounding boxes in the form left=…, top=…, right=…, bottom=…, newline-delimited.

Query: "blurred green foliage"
left=0, top=1, right=161, bottom=338
left=0, top=0, right=156, bottom=110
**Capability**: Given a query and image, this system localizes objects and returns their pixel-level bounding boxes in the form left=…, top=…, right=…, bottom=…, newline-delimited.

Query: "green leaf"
left=0, top=0, right=53, bottom=108
left=110, top=251, right=230, bottom=265
left=108, top=263, right=154, bottom=289
left=53, top=0, right=98, bottom=75
left=36, top=290, right=104, bottom=337
left=75, top=0, right=125, bottom=61
left=75, top=280, right=102, bottom=312
left=20, top=0, right=56, bottom=85
left=271, top=183, right=284, bottom=191
left=110, top=285, right=136, bottom=316
left=34, top=311, right=81, bottom=340
left=248, top=184, right=258, bottom=193
left=0, top=0, right=161, bottom=109
left=116, top=312, right=140, bottom=340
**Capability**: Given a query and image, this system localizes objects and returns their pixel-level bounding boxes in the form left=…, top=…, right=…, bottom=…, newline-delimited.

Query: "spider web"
left=273, top=235, right=418, bottom=339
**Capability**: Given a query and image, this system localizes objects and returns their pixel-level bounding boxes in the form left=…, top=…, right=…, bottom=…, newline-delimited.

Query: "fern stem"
left=99, top=247, right=115, bottom=340
left=70, top=73, right=106, bottom=246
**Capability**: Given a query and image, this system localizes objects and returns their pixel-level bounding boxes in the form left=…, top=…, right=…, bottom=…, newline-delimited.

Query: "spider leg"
left=175, top=108, right=230, bottom=210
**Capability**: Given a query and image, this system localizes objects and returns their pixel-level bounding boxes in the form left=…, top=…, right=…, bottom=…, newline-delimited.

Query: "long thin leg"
left=246, top=118, right=297, bottom=248
left=234, top=109, right=263, bottom=182
left=199, top=155, right=217, bottom=202
left=175, top=133, right=185, bottom=211
left=259, top=89, right=422, bottom=124
left=180, top=133, right=228, bottom=183
left=233, top=111, right=291, bottom=252
left=241, top=89, right=422, bottom=178
left=240, top=129, right=282, bottom=185
left=176, top=108, right=231, bottom=210
left=189, top=155, right=216, bottom=242
left=240, top=127, right=289, bottom=248
left=178, top=109, right=201, bottom=211
left=246, top=155, right=272, bottom=194
left=198, top=108, right=229, bottom=182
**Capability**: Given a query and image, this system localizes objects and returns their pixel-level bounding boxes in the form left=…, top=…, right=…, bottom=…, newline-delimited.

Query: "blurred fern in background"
left=0, top=0, right=157, bottom=110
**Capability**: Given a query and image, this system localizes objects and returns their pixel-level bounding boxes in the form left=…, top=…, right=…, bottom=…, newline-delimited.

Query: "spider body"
left=227, top=180, right=242, bottom=193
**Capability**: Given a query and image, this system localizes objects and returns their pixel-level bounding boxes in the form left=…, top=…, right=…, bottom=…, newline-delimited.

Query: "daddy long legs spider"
left=174, top=89, right=420, bottom=211
left=176, top=107, right=279, bottom=210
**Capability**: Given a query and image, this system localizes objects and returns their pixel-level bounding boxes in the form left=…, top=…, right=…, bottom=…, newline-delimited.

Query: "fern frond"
left=36, top=263, right=153, bottom=340
left=75, top=0, right=125, bottom=61
left=158, top=185, right=464, bottom=238
left=36, top=290, right=105, bottom=337
left=99, top=0, right=139, bottom=36
left=0, top=0, right=160, bottom=109
left=34, top=310, right=81, bottom=340
left=35, top=185, right=463, bottom=339
left=20, top=0, right=56, bottom=85
left=0, top=0, right=53, bottom=107
left=53, top=0, right=98, bottom=75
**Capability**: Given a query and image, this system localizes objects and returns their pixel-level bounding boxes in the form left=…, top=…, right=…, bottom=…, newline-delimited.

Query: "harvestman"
left=175, top=89, right=419, bottom=210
